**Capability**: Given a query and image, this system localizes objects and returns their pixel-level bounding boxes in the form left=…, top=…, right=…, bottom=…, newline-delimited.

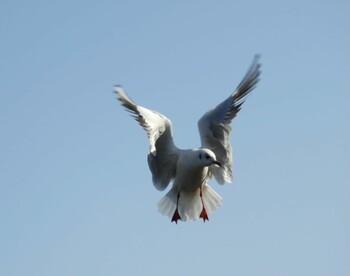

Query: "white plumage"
left=115, top=56, right=261, bottom=223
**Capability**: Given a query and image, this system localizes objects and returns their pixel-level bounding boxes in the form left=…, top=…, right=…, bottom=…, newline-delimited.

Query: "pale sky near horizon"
left=1, top=1, right=349, bottom=275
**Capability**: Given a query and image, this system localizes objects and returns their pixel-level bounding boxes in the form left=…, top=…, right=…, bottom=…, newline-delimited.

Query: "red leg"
left=171, top=192, right=181, bottom=223
left=199, top=187, right=209, bottom=222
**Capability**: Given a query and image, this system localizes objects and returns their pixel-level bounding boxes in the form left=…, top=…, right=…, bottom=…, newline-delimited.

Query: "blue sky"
left=0, top=1, right=349, bottom=275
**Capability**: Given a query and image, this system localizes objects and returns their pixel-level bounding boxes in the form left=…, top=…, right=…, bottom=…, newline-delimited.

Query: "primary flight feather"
left=115, top=55, right=261, bottom=223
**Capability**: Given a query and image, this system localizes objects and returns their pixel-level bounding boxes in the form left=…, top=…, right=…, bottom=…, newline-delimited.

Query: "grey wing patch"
left=198, top=119, right=233, bottom=184
left=147, top=120, right=179, bottom=191
left=198, top=55, right=261, bottom=184
left=148, top=151, right=178, bottom=191
left=115, top=86, right=179, bottom=191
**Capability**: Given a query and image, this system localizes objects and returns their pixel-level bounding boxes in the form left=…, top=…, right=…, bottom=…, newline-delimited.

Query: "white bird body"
left=116, top=56, right=261, bottom=223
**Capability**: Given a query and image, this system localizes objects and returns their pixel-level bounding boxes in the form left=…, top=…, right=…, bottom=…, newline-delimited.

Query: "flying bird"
left=115, top=56, right=261, bottom=223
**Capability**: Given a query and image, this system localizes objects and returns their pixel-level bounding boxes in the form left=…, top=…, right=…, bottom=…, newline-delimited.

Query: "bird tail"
left=157, top=184, right=222, bottom=222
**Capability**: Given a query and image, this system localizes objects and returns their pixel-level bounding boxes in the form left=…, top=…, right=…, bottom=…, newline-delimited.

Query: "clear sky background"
left=1, top=1, right=349, bottom=275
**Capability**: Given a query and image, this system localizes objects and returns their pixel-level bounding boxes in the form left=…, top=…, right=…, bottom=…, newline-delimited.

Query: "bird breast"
left=173, top=165, right=209, bottom=192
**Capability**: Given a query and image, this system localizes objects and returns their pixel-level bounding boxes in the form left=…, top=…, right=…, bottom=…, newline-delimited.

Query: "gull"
left=115, top=56, right=261, bottom=223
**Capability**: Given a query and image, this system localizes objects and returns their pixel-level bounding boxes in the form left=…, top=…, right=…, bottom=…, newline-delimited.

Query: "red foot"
left=199, top=187, right=209, bottom=222
left=199, top=207, right=209, bottom=222
left=171, top=209, right=181, bottom=223
left=171, top=192, right=181, bottom=223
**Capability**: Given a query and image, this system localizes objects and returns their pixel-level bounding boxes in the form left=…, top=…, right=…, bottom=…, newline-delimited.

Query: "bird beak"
left=213, top=160, right=222, bottom=167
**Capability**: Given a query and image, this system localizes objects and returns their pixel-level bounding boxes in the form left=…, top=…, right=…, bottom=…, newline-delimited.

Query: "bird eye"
left=205, top=154, right=210, bottom=159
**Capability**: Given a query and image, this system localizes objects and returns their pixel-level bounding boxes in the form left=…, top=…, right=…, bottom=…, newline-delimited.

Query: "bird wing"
left=197, top=55, right=261, bottom=184
left=115, top=86, right=179, bottom=191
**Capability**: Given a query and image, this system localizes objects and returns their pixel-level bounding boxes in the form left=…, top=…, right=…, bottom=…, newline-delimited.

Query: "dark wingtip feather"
left=234, top=55, right=261, bottom=105
left=223, top=55, right=261, bottom=122
left=114, top=86, right=152, bottom=137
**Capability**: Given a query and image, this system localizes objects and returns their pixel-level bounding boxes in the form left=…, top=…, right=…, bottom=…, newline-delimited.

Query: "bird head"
left=197, top=148, right=222, bottom=167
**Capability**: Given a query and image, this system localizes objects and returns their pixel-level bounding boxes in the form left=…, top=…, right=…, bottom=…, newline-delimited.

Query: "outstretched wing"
left=115, top=86, right=179, bottom=191
left=197, top=55, right=261, bottom=184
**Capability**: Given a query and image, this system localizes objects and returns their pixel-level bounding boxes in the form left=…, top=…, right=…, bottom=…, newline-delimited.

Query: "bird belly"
left=173, top=167, right=208, bottom=192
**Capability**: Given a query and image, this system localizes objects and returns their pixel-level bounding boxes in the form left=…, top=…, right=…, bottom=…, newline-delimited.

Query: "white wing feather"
left=198, top=55, right=261, bottom=184
left=115, top=86, right=179, bottom=191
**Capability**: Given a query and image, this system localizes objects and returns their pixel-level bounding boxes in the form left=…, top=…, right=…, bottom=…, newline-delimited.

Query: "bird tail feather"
left=157, top=184, right=222, bottom=222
